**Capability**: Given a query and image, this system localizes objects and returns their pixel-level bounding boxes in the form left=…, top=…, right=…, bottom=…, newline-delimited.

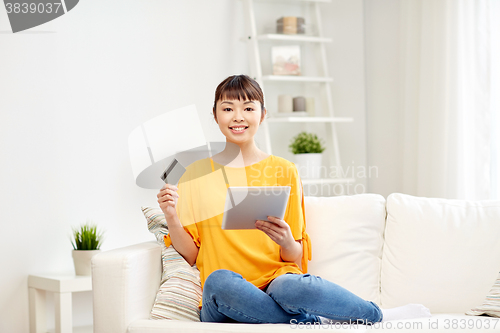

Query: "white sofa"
left=92, top=193, right=500, bottom=332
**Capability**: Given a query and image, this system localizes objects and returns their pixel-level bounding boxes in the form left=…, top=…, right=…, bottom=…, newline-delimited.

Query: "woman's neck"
left=212, top=141, right=270, bottom=167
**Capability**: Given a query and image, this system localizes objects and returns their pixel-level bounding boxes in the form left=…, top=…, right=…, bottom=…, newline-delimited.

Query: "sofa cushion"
left=126, top=314, right=500, bottom=332
left=381, top=193, right=500, bottom=313
left=142, top=206, right=202, bottom=321
left=305, top=194, right=386, bottom=305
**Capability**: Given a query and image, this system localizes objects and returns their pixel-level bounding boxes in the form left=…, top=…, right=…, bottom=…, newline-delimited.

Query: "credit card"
left=160, top=158, right=186, bottom=185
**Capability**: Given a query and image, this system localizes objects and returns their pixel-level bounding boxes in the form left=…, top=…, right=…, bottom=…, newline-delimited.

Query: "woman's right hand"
left=157, top=184, right=179, bottom=219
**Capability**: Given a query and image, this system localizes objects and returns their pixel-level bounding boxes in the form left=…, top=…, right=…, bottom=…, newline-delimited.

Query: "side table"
left=28, top=274, right=92, bottom=333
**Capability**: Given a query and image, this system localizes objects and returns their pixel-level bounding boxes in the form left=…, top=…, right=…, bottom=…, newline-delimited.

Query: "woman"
left=157, top=74, right=431, bottom=324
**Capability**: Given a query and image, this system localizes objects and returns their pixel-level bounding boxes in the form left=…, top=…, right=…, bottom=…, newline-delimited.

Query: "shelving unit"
left=257, top=34, right=332, bottom=43
left=243, top=0, right=355, bottom=192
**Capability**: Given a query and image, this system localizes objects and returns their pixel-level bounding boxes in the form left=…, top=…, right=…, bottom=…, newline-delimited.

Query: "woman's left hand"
left=256, top=216, right=303, bottom=265
left=255, top=216, right=295, bottom=248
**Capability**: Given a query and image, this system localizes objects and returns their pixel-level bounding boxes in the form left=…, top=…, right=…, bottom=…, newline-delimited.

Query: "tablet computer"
left=221, top=186, right=291, bottom=230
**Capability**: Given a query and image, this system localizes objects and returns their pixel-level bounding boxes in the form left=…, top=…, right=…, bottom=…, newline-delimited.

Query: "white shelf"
left=301, top=177, right=355, bottom=185
left=268, top=116, right=353, bottom=123
left=257, top=34, right=332, bottom=43
left=262, top=75, right=333, bottom=83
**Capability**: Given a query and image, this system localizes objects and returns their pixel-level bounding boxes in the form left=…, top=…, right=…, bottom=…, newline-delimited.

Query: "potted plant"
left=289, top=131, right=326, bottom=179
left=71, top=222, right=104, bottom=276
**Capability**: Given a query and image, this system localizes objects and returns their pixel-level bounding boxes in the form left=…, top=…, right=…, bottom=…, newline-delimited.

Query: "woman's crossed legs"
left=200, top=269, right=383, bottom=324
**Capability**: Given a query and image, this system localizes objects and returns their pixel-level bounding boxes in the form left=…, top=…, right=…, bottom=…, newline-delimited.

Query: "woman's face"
left=214, top=98, right=265, bottom=145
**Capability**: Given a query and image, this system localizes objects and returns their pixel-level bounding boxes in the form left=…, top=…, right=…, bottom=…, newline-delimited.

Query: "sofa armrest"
left=92, top=241, right=161, bottom=333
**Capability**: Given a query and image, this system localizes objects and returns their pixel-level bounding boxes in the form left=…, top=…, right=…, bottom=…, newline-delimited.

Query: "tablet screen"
left=221, top=186, right=291, bottom=230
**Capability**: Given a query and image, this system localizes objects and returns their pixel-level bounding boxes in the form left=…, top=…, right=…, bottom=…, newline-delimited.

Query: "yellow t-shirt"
left=164, top=155, right=312, bottom=306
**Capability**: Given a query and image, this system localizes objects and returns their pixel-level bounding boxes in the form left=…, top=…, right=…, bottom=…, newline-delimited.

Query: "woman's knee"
left=270, top=273, right=317, bottom=287
left=203, top=269, right=242, bottom=296
left=267, top=274, right=323, bottom=299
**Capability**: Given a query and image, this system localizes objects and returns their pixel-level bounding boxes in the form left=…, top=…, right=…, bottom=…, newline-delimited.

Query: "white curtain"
left=399, top=0, right=500, bottom=200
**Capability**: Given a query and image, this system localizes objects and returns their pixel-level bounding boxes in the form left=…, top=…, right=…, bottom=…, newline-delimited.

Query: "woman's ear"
left=260, top=107, right=267, bottom=124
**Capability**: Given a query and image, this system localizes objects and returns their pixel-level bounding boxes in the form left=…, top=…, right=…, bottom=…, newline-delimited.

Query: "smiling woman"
left=156, top=74, right=430, bottom=325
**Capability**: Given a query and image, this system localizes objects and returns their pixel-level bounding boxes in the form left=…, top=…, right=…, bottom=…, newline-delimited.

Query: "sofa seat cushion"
left=381, top=193, right=500, bottom=313
left=127, top=314, right=500, bottom=332
left=305, top=194, right=386, bottom=305
left=127, top=320, right=292, bottom=333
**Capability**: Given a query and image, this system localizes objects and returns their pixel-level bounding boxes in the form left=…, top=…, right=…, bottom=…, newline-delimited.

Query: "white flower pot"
left=72, top=250, right=101, bottom=276
left=294, top=153, right=323, bottom=179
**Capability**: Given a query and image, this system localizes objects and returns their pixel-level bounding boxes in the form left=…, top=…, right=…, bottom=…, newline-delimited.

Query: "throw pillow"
left=305, top=194, right=386, bottom=305
left=381, top=193, right=500, bottom=313
left=142, top=206, right=202, bottom=321
left=466, top=272, right=500, bottom=317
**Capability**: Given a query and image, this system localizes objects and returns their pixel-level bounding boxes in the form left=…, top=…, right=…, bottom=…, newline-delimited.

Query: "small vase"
left=72, top=250, right=101, bottom=276
left=294, top=153, right=323, bottom=179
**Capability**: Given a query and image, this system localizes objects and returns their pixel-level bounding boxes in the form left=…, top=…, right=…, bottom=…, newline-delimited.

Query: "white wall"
left=0, top=1, right=366, bottom=331
left=320, top=0, right=368, bottom=196
left=364, top=0, right=402, bottom=197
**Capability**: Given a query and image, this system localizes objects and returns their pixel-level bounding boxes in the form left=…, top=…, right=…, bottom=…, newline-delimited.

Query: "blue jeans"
left=200, top=269, right=383, bottom=324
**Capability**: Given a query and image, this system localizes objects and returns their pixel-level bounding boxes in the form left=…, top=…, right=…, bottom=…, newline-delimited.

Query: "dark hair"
left=212, top=75, right=265, bottom=121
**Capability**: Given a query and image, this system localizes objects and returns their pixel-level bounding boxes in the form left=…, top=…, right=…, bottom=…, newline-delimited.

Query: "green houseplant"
left=289, top=132, right=326, bottom=179
left=289, top=131, right=326, bottom=154
left=71, top=222, right=104, bottom=275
